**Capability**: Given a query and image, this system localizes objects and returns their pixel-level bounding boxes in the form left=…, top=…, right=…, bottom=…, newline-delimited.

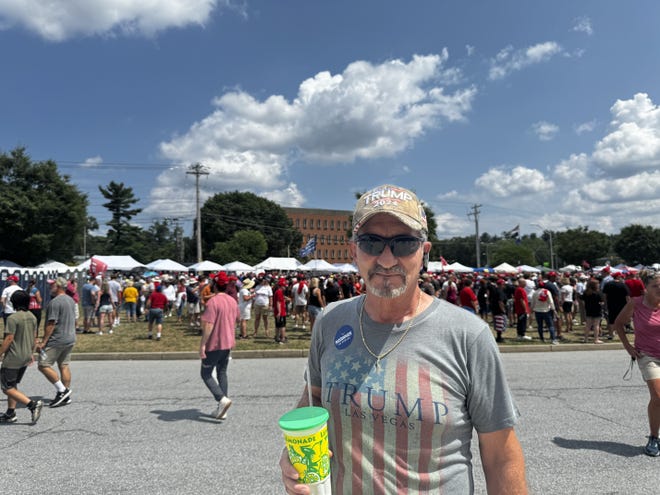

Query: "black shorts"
left=274, top=316, right=286, bottom=328
left=1, top=366, right=27, bottom=391
left=562, top=301, right=573, bottom=313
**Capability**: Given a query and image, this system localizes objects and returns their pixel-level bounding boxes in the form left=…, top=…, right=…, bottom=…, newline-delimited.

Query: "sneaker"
left=97, top=331, right=103, bottom=335
left=0, top=412, right=17, bottom=423
left=552, top=340, right=559, bottom=345
left=594, top=339, right=604, bottom=344
left=29, top=400, right=43, bottom=424
left=108, top=329, right=113, bottom=335
left=213, top=396, right=232, bottom=420
left=50, top=388, right=72, bottom=408
left=517, top=335, right=532, bottom=341
left=645, top=436, right=660, bottom=457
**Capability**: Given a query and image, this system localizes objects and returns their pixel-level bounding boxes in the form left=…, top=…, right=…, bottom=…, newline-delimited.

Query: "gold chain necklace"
left=359, top=290, right=422, bottom=370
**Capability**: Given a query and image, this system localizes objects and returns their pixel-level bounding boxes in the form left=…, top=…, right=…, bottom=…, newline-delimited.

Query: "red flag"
left=90, top=257, right=108, bottom=278
left=440, top=256, right=448, bottom=266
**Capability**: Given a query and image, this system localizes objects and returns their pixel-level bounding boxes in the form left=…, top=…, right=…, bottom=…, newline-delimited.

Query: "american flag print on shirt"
left=324, top=351, right=450, bottom=494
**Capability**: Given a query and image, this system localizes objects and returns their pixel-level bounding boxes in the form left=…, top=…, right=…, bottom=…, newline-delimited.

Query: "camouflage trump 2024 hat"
left=352, top=184, right=427, bottom=234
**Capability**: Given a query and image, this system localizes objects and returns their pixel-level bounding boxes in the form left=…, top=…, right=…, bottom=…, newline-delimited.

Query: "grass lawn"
left=70, top=313, right=621, bottom=354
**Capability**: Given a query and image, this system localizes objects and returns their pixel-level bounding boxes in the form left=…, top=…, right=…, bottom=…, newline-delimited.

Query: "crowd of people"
left=1, top=186, right=658, bottom=489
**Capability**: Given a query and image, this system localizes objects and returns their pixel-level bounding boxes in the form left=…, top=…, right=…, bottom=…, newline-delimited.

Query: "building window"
left=323, top=219, right=328, bottom=230
left=343, top=221, right=348, bottom=230
left=302, top=219, right=307, bottom=229
left=317, top=219, right=321, bottom=229
left=331, top=249, right=335, bottom=259
left=330, top=220, right=334, bottom=230
left=295, top=219, right=300, bottom=228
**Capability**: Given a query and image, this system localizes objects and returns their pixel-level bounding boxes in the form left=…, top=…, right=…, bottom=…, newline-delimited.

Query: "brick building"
left=284, top=207, right=353, bottom=263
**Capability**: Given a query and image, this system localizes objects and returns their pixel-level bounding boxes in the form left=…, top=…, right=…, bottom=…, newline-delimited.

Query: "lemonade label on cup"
left=279, top=406, right=331, bottom=485
left=284, top=425, right=330, bottom=484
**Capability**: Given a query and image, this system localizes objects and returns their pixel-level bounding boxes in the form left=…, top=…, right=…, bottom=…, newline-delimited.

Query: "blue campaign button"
left=334, top=325, right=353, bottom=350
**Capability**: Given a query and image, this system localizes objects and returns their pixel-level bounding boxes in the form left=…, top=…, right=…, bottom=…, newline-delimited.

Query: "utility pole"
left=467, top=204, right=482, bottom=267
left=186, top=163, right=209, bottom=263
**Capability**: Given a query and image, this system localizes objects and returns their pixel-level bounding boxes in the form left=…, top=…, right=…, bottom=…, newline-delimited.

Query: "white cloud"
left=574, top=120, right=596, bottom=135
left=553, top=153, right=590, bottom=183
left=474, top=165, right=554, bottom=197
left=489, top=41, right=562, bottom=80
left=81, top=155, right=103, bottom=168
left=592, top=93, right=660, bottom=175
left=572, top=16, right=593, bottom=36
left=532, top=121, right=559, bottom=141
left=0, top=0, right=225, bottom=41
left=150, top=54, right=477, bottom=216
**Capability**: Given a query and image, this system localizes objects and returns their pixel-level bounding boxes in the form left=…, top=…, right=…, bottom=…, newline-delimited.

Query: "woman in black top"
left=306, top=277, right=326, bottom=330
left=580, top=278, right=604, bottom=343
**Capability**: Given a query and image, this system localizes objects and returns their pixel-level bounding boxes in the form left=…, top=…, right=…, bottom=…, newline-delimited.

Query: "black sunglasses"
left=355, top=234, right=424, bottom=257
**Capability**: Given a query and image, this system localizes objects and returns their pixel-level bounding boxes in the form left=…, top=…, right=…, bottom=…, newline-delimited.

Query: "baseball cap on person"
left=7, top=275, right=19, bottom=282
left=277, top=277, right=288, bottom=287
left=47, top=277, right=68, bottom=288
left=352, top=184, right=427, bottom=235
left=214, top=271, right=229, bottom=287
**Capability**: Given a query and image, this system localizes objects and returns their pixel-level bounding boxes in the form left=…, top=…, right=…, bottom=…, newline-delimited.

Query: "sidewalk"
left=69, top=341, right=624, bottom=360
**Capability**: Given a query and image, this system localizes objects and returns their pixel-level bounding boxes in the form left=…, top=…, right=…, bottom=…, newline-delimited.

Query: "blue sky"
left=2, top=0, right=659, bottom=240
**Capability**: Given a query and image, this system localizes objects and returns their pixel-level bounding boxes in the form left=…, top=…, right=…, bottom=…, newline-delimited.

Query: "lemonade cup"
left=279, top=406, right=331, bottom=491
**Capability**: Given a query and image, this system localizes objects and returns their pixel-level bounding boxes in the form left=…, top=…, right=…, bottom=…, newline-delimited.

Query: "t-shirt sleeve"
left=466, top=328, right=520, bottom=433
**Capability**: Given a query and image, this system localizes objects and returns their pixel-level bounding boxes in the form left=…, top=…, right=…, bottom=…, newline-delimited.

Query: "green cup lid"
left=279, top=406, right=329, bottom=431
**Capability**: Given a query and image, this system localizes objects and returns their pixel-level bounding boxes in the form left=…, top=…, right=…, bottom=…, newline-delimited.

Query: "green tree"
left=201, top=191, right=301, bottom=258
left=0, top=147, right=88, bottom=265
left=613, top=224, right=660, bottom=265
left=99, top=181, right=142, bottom=253
left=554, top=227, right=611, bottom=267
left=491, top=242, right=535, bottom=266
left=210, top=230, right=268, bottom=265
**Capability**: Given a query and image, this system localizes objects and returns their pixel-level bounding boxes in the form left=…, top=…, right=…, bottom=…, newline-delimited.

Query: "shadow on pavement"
left=150, top=408, right=220, bottom=424
left=552, top=437, right=642, bottom=457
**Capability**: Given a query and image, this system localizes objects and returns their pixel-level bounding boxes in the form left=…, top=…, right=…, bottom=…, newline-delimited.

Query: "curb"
left=67, top=343, right=623, bottom=361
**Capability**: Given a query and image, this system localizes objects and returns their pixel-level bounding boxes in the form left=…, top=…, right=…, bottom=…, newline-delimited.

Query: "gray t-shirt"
left=308, top=296, right=519, bottom=494
left=2, top=311, right=37, bottom=368
left=45, top=294, right=77, bottom=348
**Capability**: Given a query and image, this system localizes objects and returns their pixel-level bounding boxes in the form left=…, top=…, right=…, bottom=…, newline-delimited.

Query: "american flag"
left=299, top=236, right=317, bottom=257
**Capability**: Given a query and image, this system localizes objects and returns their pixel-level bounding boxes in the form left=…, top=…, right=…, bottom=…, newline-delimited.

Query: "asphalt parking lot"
left=1, top=350, right=657, bottom=494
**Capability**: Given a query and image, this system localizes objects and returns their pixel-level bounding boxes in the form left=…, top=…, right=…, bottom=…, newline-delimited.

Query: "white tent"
left=426, top=261, right=446, bottom=273
left=223, top=261, right=255, bottom=273
left=300, top=259, right=337, bottom=272
left=188, top=260, right=224, bottom=272
left=75, top=255, right=146, bottom=272
left=36, top=260, right=73, bottom=273
left=493, top=262, right=517, bottom=273
left=332, top=263, right=358, bottom=274
left=446, top=262, right=474, bottom=273
left=517, top=264, right=541, bottom=273
left=559, top=264, right=578, bottom=272
left=254, top=257, right=302, bottom=271
left=146, top=259, right=188, bottom=272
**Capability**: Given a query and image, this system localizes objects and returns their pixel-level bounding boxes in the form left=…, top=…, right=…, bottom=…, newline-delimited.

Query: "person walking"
left=2, top=275, right=22, bottom=328
left=614, top=270, right=660, bottom=456
left=306, top=277, right=326, bottom=330
left=26, top=279, right=43, bottom=335
left=146, top=285, right=167, bottom=341
left=37, top=277, right=77, bottom=408
left=199, top=272, right=239, bottom=420
left=279, top=184, right=527, bottom=494
left=531, top=282, right=558, bottom=344
left=0, top=290, right=43, bottom=424
left=237, top=278, right=255, bottom=339
left=514, top=277, right=532, bottom=341
left=580, top=279, right=604, bottom=344
left=253, top=277, right=273, bottom=338
left=273, top=277, right=289, bottom=344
